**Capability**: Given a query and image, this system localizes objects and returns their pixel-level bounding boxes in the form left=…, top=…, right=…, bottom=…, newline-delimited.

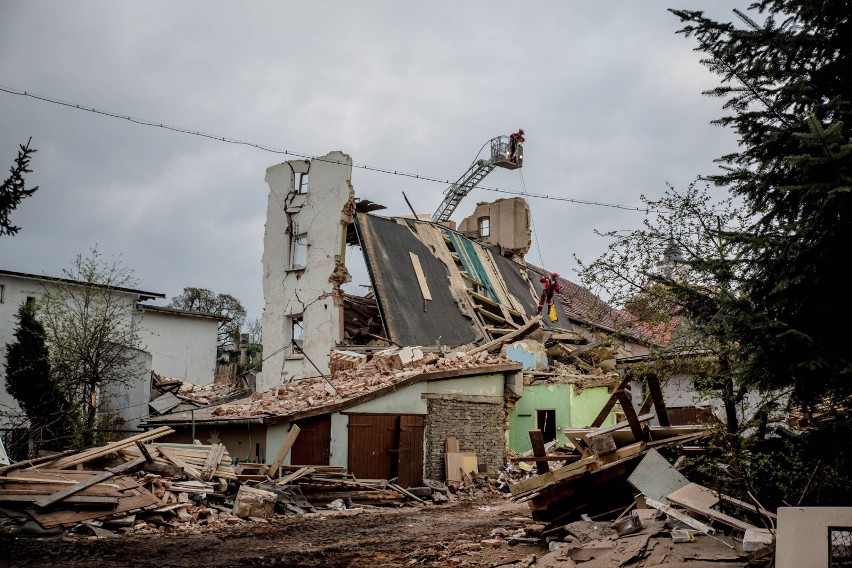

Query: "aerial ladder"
left=431, top=131, right=524, bottom=223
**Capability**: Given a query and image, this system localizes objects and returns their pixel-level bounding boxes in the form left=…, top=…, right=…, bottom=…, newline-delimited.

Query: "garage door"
left=347, top=414, right=424, bottom=487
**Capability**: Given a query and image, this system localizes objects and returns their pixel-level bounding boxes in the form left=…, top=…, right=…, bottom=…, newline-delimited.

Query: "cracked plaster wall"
left=259, top=151, right=354, bottom=392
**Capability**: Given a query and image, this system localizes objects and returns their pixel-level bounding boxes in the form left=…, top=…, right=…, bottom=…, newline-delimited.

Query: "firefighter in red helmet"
left=537, top=272, right=560, bottom=316
left=509, top=129, right=525, bottom=163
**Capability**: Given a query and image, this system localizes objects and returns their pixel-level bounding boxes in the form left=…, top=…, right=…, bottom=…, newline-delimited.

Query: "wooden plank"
left=0, top=449, right=80, bottom=475
left=508, top=455, right=582, bottom=463
left=0, top=494, right=118, bottom=507
left=510, top=455, right=597, bottom=497
left=583, top=412, right=656, bottom=439
left=666, top=482, right=719, bottom=509
left=262, top=424, right=301, bottom=476
left=34, top=457, right=145, bottom=509
left=528, top=430, right=550, bottom=474
left=445, top=452, right=465, bottom=483
left=666, top=489, right=758, bottom=531
left=27, top=476, right=161, bottom=528
left=409, top=252, right=432, bottom=301
left=614, top=389, right=647, bottom=442
left=135, top=441, right=154, bottom=463
left=590, top=375, right=632, bottom=427
left=40, top=426, right=174, bottom=470
left=200, top=443, right=226, bottom=481
left=276, top=466, right=315, bottom=486
left=388, top=482, right=426, bottom=503
left=157, top=447, right=203, bottom=480
left=645, top=374, right=670, bottom=427
left=466, top=315, right=542, bottom=355
left=717, top=493, right=778, bottom=520
left=645, top=496, right=716, bottom=534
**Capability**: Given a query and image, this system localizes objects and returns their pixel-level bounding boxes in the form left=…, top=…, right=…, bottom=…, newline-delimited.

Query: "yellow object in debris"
left=549, top=304, right=558, bottom=322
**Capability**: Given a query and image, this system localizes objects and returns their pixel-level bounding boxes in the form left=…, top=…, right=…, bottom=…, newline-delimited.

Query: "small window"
left=0, top=284, right=4, bottom=303
left=295, top=172, right=308, bottom=194
left=290, top=315, right=304, bottom=353
left=478, top=216, right=490, bottom=238
left=537, top=409, right=557, bottom=444
left=290, top=233, right=308, bottom=269
left=25, top=296, right=35, bottom=306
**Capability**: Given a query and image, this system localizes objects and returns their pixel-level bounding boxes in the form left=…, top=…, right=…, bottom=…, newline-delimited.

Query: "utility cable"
left=0, top=85, right=656, bottom=213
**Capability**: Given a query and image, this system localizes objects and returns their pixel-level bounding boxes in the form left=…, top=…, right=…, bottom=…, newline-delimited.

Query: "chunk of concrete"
left=232, top=485, right=277, bottom=519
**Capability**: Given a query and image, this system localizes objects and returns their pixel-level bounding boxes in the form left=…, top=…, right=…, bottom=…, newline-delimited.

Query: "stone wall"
left=423, top=394, right=505, bottom=480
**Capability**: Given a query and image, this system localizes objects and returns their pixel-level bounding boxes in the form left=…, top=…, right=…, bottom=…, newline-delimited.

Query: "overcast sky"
left=0, top=1, right=749, bottom=321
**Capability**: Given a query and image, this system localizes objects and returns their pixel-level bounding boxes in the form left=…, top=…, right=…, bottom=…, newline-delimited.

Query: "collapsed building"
left=143, top=150, right=664, bottom=493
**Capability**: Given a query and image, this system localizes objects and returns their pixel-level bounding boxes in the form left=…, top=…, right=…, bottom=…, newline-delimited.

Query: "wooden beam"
left=135, top=441, right=154, bottom=463
left=508, top=455, right=582, bottom=463
left=638, top=392, right=654, bottom=415
left=157, top=447, right=204, bottom=480
left=200, top=443, right=226, bottom=481
left=466, top=315, right=542, bottom=355
left=590, top=375, right=632, bottom=428
left=34, top=457, right=145, bottom=509
left=510, top=455, right=597, bottom=497
left=262, top=424, right=301, bottom=476
left=645, top=374, right=670, bottom=427
left=614, top=389, right=648, bottom=442
left=528, top=430, right=550, bottom=474
left=584, top=412, right=656, bottom=439
left=409, top=252, right=433, bottom=302
left=276, top=466, right=315, bottom=485
left=39, top=426, right=174, bottom=470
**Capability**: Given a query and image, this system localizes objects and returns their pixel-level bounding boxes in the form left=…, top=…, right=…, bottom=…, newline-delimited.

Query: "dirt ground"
left=0, top=497, right=548, bottom=568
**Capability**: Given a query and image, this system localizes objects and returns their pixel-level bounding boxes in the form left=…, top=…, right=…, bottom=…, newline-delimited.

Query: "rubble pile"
left=210, top=348, right=507, bottom=418
left=0, top=424, right=456, bottom=538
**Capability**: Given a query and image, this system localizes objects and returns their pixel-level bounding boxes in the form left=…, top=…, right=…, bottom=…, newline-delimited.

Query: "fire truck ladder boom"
left=431, top=134, right=523, bottom=223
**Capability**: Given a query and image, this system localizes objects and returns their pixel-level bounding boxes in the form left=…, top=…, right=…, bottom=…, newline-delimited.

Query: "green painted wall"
left=508, top=384, right=616, bottom=453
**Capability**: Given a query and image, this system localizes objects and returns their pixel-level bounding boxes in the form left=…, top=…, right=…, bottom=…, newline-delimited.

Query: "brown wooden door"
left=291, top=414, right=331, bottom=465
left=397, top=415, right=424, bottom=487
left=347, top=414, right=398, bottom=480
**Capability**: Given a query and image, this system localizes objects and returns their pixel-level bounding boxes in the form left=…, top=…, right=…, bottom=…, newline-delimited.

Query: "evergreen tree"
left=667, top=1, right=852, bottom=407
left=0, top=138, right=38, bottom=237
left=4, top=301, right=74, bottom=454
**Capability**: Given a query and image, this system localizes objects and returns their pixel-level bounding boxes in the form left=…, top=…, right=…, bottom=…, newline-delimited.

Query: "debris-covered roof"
left=356, top=213, right=570, bottom=349
left=144, top=349, right=520, bottom=426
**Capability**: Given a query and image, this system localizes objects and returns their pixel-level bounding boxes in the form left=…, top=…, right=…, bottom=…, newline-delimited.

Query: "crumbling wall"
left=259, top=151, right=354, bottom=392
left=423, top=394, right=504, bottom=480
left=457, top=197, right=531, bottom=260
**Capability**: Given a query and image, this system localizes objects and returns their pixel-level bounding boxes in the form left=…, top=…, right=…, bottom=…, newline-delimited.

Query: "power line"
left=0, top=85, right=654, bottom=213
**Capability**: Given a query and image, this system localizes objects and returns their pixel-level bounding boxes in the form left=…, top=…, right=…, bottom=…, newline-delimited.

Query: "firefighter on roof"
left=536, top=273, right=560, bottom=319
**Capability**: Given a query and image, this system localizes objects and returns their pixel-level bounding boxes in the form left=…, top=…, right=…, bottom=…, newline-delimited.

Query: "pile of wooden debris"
left=0, top=424, right=447, bottom=537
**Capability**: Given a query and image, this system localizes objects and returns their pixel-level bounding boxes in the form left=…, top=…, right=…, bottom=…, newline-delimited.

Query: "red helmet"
left=518, top=129, right=525, bottom=135
left=551, top=273, right=559, bottom=279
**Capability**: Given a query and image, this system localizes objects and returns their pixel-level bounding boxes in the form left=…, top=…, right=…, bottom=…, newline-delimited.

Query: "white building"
left=0, top=269, right=221, bottom=432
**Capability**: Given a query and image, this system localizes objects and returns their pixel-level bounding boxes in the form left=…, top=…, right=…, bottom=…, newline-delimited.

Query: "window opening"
left=0, top=284, right=4, bottom=303
left=478, top=216, right=490, bottom=238
left=536, top=409, right=557, bottom=444
left=291, top=315, right=304, bottom=351
left=290, top=233, right=308, bottom=269
left=296, top=172, right=308, bottom=194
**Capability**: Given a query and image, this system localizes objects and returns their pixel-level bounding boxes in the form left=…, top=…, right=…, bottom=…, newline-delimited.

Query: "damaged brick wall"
left=424, top=395, right=504, bottom=480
